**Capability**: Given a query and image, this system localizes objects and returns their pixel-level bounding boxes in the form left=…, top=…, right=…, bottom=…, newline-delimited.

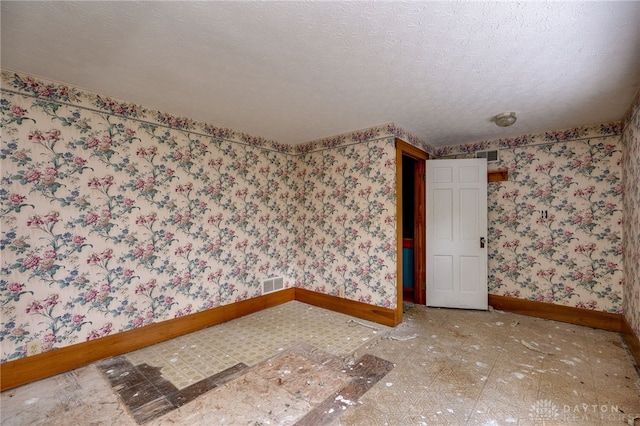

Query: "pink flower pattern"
left=1, top=69, right=638, bottom=364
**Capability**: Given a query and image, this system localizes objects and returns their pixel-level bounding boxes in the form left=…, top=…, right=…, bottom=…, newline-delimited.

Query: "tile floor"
left=122, top=301, right=390, bottom=391
left=96, top=302, right=393, bottom=423
left=2, top=301, right=640, bottom=425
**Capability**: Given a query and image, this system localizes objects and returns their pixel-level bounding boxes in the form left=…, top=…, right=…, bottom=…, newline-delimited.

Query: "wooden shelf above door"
left=488, top=170, right=508, bottom=182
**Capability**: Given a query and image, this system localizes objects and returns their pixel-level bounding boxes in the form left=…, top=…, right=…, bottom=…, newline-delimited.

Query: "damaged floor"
left=2, top=301, right=640, bottom=425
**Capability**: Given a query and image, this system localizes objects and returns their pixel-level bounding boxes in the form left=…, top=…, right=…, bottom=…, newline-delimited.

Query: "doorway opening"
left=395, top=139, right=428, bottom=323
left=402, top=156, right=417, bottom=303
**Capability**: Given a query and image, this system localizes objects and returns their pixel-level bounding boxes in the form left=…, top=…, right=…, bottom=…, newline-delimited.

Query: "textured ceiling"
left=2, top=1, right=639, bottom=147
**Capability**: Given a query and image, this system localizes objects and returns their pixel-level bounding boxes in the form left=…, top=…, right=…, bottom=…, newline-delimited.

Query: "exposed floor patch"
left=97, top=356, right=248, bottom=423
left=123, top=301, right=389, bottom=390
left=99, top=342, right=393, bottom=424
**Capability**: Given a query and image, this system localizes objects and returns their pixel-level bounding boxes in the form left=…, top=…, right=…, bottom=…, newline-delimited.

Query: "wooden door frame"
left=395, top=139, right=428, bottom=324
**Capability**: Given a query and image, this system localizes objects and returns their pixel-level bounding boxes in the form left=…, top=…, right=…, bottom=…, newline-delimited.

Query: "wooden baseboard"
left=0, top=288, right=398, bottom=391
left=488, top=294, right=623, bottom=332
left=621, top=316, right=640, bottom=373
left=294, top=288, right=398, bottom=327
left=0, top=288, right=295, bottom=392
left=6, top=291, right=630, bottom=392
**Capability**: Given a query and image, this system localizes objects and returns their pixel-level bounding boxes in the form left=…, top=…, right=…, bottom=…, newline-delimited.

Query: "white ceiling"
left=2, top=1, right=639, bottom=147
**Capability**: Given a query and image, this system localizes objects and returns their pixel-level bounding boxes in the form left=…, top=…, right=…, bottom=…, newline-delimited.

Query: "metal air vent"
left=262, top=277, right=284, bottom=294
left=476, top=150, right=499, bottom=163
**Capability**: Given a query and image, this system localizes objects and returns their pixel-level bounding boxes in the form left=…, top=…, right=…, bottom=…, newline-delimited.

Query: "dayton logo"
left=529, top=399, right=560, bottom=424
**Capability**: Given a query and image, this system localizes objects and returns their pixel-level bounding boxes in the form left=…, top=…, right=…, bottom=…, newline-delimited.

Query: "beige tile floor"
left=2, top=301, right=640, bottom=425
left=124, top=301, right=389, bottom=390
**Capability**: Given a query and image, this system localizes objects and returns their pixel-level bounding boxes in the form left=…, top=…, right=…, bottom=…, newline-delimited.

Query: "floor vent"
left=262, top=277, right=284, bottom=294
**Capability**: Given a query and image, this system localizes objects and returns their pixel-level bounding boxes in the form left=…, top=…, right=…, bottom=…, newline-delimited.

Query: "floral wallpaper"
left=292, top=124, right=427, bottom=308
left=621, top=88, right=640, bottom=339
left=0, top=70, right=427, bottom=362
left=294, top=140, right=398, bottom=307
left=0, top=71, right=302, bottom=361
left=1, top=68, right=637, bottom=363
left=438, top=124, right=625, bottom=314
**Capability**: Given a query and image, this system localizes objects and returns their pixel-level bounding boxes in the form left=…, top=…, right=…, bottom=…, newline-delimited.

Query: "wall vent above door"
left=476, top=150, right=499, bottom=163
left=262, top=277, right=284, bottom=294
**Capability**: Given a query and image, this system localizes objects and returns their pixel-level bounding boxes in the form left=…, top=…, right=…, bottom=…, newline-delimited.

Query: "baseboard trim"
left=488, top=294, right=623, bottom=332
left=4, top=292, right=630, bottom=392
left=0, top=288, right=295, bottom=392
left=0, top=288, right=398, bottom=391
left=621, top=316, right=640, bottom=373
left=294, top=288, right=398, bottom=327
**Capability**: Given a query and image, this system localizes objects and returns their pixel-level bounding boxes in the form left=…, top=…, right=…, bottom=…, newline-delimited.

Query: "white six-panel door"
left=426, top=159, right=488, bottom=310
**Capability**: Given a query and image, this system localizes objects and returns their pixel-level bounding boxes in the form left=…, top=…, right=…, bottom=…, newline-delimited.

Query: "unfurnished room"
left=1, top=1, right=640, bottom=425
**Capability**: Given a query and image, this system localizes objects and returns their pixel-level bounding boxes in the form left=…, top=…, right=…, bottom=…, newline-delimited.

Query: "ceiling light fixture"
left=494, top=112, right=517, bottom=127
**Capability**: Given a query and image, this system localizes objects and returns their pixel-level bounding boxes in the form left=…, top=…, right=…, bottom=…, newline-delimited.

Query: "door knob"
left=480, top=237, right=486, bottom=248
